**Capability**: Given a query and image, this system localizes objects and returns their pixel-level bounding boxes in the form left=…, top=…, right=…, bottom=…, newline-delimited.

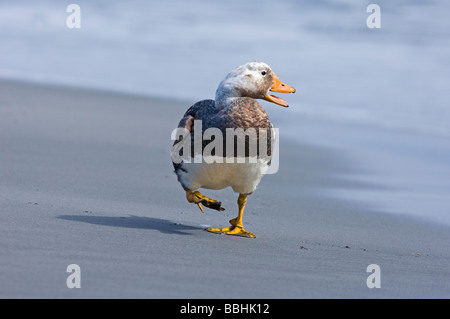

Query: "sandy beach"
left=0, top=79, right=449, bottom=299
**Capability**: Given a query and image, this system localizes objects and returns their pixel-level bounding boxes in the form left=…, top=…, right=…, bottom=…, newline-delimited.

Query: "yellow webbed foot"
left=205, top=218, right=255, bottom=238
left=206, top=226, right=255, bottom=238
left=186, top=190, right=225, bottom=213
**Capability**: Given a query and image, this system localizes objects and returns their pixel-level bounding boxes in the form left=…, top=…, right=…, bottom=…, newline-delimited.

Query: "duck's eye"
left=261, top=71, right=267, bottom=76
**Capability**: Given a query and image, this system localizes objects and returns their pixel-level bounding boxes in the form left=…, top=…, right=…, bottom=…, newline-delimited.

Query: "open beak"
left=264, top=73, right=296, bottom=107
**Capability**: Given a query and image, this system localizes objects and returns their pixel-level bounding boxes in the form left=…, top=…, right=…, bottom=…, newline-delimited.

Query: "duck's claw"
left=201, top=198, right=225, bottom=211
left=186, top=190, right=225, bottom=212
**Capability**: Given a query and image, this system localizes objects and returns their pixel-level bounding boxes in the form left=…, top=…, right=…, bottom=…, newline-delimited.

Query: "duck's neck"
left=215, top=81, right=241, bottom=109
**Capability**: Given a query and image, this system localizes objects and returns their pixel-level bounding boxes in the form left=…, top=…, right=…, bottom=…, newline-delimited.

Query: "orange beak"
left=264, top=73, right=296, bottom=107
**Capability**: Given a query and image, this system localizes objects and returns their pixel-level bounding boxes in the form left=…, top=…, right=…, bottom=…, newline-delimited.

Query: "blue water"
left=1, top=0, right=450, bottom=225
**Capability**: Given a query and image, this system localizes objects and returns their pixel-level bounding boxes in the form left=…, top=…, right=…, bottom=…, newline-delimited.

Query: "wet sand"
left=1, top=80, right=449, bottom=298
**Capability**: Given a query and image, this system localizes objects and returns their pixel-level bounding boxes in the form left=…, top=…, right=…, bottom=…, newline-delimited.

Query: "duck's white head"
left=215, top=62, right=295, bottom=107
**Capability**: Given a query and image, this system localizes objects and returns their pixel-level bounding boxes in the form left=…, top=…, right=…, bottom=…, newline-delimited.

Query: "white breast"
left=177, top=157, right=270, bottom=194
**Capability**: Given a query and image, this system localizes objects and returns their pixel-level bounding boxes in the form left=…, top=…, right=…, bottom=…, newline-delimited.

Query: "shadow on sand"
left=58, top=214, right=204, bottom=235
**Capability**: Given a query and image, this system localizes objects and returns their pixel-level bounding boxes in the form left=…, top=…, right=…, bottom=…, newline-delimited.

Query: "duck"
left=171, top=62, right=295, bottom=238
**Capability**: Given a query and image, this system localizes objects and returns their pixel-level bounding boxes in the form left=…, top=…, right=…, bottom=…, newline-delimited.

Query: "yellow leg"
left=206, top=194, right=255, bottom=238
left=186, top=190, right=225, bottom=213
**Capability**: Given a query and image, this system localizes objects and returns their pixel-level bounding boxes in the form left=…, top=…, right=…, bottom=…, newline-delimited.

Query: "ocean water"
left=1, top=0, right=449, bottom=225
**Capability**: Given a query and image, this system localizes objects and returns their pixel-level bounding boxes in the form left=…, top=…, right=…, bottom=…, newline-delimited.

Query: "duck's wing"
left=172, top=99, right=216, bottom=170
left=174, top=99, right=216, bottom=134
